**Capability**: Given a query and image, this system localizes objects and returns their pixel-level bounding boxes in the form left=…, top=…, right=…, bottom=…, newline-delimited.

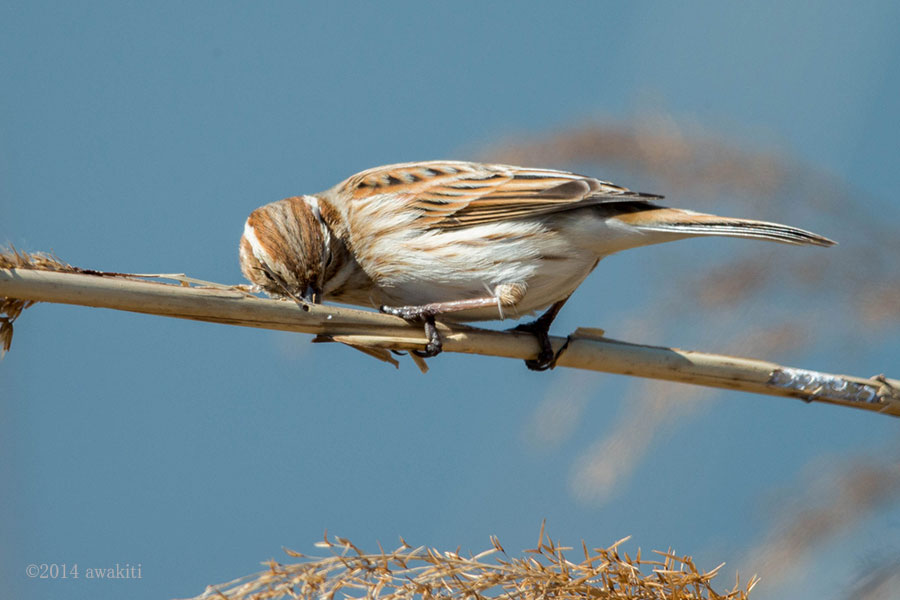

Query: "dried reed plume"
left=186, top=528, right=757, bottom=600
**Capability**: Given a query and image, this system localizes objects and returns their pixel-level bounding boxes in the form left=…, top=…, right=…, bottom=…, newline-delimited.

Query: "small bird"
left=240, top=160, right=834, bottom=370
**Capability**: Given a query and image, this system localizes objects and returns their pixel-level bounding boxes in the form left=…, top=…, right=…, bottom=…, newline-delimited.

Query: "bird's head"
left=239, top=195, right=331, bottom=303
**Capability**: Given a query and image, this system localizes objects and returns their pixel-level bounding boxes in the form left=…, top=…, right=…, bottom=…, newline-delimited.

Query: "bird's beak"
left=302, top=286, right=322, bottom=304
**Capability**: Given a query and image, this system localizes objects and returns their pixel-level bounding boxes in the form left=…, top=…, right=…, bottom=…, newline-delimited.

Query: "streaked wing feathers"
left=339, top=161, right=662, bottom=229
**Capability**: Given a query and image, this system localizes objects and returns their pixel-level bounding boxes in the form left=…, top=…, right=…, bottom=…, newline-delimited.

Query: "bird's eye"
left=257, top=266, right=276, bottom=282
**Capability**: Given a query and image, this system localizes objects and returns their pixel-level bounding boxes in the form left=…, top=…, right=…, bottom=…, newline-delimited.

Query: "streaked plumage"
left=240, top=160, right=834, bottom=368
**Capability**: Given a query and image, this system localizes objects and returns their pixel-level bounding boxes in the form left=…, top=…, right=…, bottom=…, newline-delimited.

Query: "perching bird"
left=239, top=161, right=834, bottom=370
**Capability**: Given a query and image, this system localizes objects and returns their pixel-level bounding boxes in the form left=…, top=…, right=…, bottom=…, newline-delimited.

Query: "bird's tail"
left=616, top=208, right=836, bottom=247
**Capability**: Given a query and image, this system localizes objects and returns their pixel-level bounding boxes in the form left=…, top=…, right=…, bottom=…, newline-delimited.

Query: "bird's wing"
left=337, top=161, right=662, bottom=229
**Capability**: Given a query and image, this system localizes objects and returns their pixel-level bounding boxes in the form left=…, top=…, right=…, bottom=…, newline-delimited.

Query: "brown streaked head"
left=239, top=195, right=329, bottom=302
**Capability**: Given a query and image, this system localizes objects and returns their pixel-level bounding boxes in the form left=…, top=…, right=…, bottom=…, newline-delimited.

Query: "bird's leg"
left=381, top=283, right=531, bottom=359
left=381, top=296, right=507, bottom=358
left=511, top=296, right=571, bottom=371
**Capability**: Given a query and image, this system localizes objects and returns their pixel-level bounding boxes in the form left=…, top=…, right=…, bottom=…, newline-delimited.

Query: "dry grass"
left=186, top=528, right=757, bottom=600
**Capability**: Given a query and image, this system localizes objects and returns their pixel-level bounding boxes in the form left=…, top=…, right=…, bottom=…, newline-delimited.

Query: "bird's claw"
left=412, top=343, right=442, bottom=358
left=524, top=352, right=556, bottom=371
left=512, top=319, right=559, bottom=371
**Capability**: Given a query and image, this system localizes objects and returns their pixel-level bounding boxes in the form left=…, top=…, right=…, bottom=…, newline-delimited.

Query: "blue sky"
left=3, top=3, right=900, bottom=600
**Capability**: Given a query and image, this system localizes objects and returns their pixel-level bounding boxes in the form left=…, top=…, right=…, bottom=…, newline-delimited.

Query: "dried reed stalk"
left=184, top=528, right=757, bottom=600
left=2, top=248, right=898, bottom=417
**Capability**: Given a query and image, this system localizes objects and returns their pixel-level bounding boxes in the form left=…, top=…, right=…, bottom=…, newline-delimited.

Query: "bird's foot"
left=511, top=319, right=558, bottom=371
left=380, top=305, right=443, bottom=358
left=506, top=297, right=571, bottom=371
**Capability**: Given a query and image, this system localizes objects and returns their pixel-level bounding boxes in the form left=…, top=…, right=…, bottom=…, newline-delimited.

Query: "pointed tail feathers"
left=618, top=208, right=836, bottom=247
